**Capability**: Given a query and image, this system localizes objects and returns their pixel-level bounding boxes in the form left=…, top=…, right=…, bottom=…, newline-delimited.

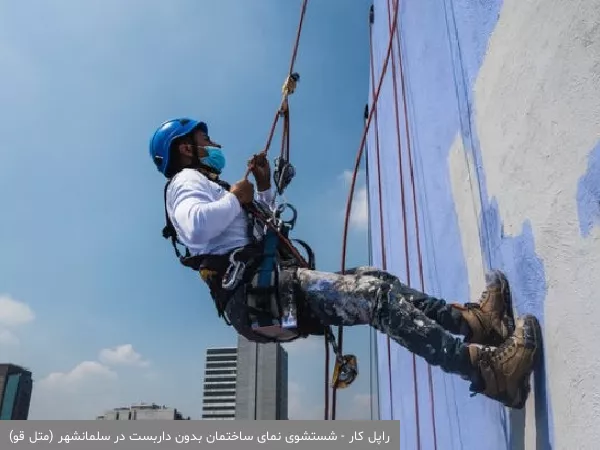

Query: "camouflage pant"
left=225, top=265, right=473, bottom=378
left=294, top=266, right=473, bottom=378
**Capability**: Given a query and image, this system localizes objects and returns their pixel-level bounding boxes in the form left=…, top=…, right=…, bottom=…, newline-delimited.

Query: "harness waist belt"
left=182, top=243, right=264, bottom=324
left=182, top=243, right=263, bottom=274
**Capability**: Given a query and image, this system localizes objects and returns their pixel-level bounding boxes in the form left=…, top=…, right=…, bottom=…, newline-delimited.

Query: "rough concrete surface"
left=367, top=0, right=600, bottom=449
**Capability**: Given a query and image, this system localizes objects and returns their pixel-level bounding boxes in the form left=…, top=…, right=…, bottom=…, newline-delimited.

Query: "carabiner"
left=222, top=248, right=246, bottom=290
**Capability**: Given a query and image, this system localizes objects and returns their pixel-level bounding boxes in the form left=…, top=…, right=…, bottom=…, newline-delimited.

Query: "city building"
left=0, top=363, right=33, bottom=420
left=201, top=336, right=288, bottom=420
left=235, top=335, right=288, bottom=420
left=201, top=347, right=238, bottom=420
left=96, top=403, right=189, bottom=420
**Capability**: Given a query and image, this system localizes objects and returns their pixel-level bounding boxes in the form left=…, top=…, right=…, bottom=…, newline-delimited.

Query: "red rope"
left=393, top=10, right=439, bottom=450
left=244, top=0, right=309, bottom=181
left=262, top=0, right=309, bottom=156
left=368, top=5, right=394, bottom=421
left=233, top=1, right=332, bottom=419
left=249, top=0, right=333, bottom=421
left=247, top=1, right=436, bottom=433
left=331, top=325, right=342, bottom=419
left=338, top=0, right=401, bottom=421
left=383, top=1, right=421, bottom=448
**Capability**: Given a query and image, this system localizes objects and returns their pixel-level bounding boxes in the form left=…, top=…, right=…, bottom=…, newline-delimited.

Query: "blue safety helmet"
left=149, top=118, right=209, bottom=176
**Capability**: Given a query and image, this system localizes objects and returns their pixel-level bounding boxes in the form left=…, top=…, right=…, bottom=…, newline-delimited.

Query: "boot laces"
left=464, top=301, right=482, bottom=310
left=467, top=287, right=492, bottom=310
left=493, top=335, right=516, bottom=362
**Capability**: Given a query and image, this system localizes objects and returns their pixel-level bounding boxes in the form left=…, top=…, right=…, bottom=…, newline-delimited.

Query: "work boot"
left=467, top=314, right=541, bottom=409
left=452, top=270, right=515, bottom=347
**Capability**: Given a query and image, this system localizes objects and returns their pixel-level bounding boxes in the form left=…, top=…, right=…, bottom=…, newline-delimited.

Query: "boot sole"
left=486, top=270, right=515, bottom=337
left=511, top=314, right=543, bottom=410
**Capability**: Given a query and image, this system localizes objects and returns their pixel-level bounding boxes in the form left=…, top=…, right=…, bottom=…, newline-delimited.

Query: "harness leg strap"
left=246, top=268, right=300, bottom=342
left=245, top=231, right=304, bottom=342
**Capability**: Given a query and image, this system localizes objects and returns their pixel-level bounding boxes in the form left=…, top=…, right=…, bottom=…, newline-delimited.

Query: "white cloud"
left=352, top=186, right=369, bottom=230
left=31, top=361, right=119, bottom=420
left=352, top=393, right=372, bottom=409
left=0, top=295, right=35, bottom=327
left=282, top=335, right=323, bottom=357
left=287, top=380, right=374, bottom=420
left=339, top=170, right=369, bottom=231
left=346, top=393, right=373, bottom=419
left=0, top=295, right=34, bottom=349
left=39, top=361, right=118, bottom=390
left=288, top=381, right=323, bottom=420
left=99, top=344, right=150, bottom=368
left=30, top=344, right=152, bottom=419
left=0, top=329, right=19, bottom=346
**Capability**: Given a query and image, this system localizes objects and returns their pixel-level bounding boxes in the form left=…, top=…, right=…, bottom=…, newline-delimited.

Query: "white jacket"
left=165, top=168, right=274, bottom=256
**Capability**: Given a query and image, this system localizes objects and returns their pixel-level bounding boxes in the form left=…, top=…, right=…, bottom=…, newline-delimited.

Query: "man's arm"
left=248, top=152, right=274, bottom=207
left=170, top=179, right=242, bottom=246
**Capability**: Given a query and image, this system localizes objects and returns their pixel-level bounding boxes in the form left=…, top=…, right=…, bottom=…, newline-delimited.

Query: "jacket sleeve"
left=169, top=178, right=243, bottom=245
left=255, top=185, right=275, bottom=207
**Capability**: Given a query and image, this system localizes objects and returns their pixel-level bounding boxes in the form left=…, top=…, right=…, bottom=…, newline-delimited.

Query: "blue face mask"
left=199, top=146, right=226, bottom=172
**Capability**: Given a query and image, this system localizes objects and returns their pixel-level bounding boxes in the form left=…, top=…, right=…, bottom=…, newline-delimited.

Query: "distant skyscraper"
left=0, top=364, right=33, bottom=420
left=235, top=335, right=288, bottom=420
left=201, top=347, right=238, bottom=420
left=201, top=336, right=288, bottom=420
left=96, top=403, right=189, bottom=420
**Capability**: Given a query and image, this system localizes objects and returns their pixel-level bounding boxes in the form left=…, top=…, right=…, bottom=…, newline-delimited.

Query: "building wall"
left=277, top=349, right=288, bottom=420
left=235, top=335, right=288, bottom=420
left=0, top=364, right=32, bottom=420
left=96, top=404, right=186, bottom=420
left=234, top=338, right=255, bottom=420
left=367, top=0, right=600, bottom=449
left=202, top=347, right=237, bottom=420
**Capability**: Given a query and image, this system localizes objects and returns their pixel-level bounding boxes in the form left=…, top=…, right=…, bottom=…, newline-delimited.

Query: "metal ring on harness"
left=274, top=202, right=298, bottom=231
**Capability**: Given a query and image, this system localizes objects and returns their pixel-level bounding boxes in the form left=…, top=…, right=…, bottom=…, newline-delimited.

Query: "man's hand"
left=248, top=152, right=271, bottom=191
left=230, top=179, right=255, bottom=205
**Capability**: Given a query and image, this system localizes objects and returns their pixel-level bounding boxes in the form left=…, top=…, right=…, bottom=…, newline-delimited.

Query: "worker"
left=149, top=118, right=542, bottom=410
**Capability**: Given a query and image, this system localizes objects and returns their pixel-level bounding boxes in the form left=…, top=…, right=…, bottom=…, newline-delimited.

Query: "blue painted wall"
left=577, top=141, right=600, bottom=238
left=366, top=0, right=555, bottom=449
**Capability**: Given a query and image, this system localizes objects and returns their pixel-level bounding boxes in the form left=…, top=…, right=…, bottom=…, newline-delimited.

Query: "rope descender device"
left=332, top=355, right=358, bottom=389
left=272, top=72, right=299, bottom=196
left=273, top=156, right=296, bottom=195
left=325, top=326, right=358, bottom=389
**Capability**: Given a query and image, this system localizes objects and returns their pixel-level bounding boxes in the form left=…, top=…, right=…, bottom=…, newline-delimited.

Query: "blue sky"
left=0, top=0, right=376, bottom=419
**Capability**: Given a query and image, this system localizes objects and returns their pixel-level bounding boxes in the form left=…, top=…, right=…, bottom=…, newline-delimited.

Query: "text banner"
left=2, top=420, right=399, bottom=449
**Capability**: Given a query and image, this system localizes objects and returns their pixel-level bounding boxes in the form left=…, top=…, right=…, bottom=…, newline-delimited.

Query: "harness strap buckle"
left=221, top=248, right=246, bottom=291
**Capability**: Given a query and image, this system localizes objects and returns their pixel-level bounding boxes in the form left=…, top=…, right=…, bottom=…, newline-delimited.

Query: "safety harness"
left=161, top=169, right=323, bottom=343
left=160, top=165, right=357, bottom=389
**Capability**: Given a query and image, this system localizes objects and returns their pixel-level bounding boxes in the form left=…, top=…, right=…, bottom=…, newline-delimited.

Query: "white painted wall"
left=370, top=0, right=600, bottom=448
left=452, top=1, right=600, bottom=448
